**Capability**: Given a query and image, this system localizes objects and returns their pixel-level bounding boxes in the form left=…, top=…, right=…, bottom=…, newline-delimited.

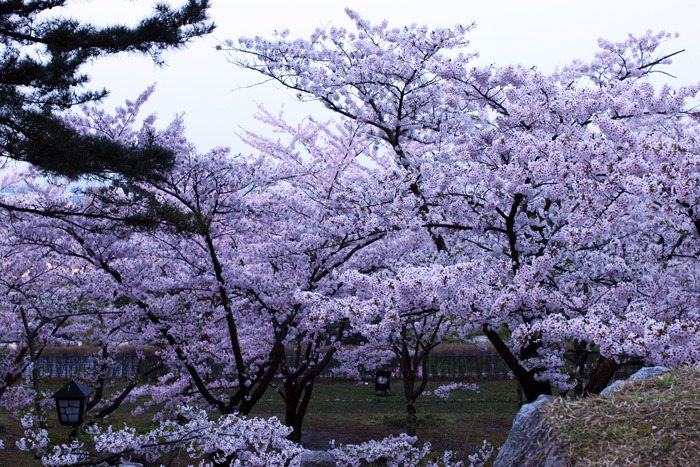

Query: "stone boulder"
left=600, top=366, right=670, bottom=395
left=493, top=394, right=568, bottom=467
left=300, top=450, right=336, bottom=467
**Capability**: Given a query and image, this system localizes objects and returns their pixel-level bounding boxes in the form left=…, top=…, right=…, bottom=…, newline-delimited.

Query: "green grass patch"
left=1, top=378, right=519, bottom=465
left=249, top=379, right=519, bottom=459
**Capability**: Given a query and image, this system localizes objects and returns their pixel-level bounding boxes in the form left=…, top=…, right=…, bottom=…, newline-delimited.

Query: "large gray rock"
left=493, top=394, right=568, bottom=467
left=300, top=450, right=336, bottom=467
left=600, top=366, right=670, bottom=395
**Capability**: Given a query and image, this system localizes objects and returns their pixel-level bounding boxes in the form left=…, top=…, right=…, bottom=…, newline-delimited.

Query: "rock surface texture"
left=600, top=366, right=670, bottom=395
left=300, top=450, right=337, bottom=467
left=493, top=394, right=568, bottom=467
left=495, top=366, right=672, bottom=466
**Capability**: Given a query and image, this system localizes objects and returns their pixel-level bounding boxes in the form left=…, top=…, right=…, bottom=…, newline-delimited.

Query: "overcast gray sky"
left=63, top=0, right=700, bottom=153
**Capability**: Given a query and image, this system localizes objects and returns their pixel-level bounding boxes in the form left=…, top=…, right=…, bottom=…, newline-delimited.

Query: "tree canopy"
left=0, top=9, right=699, bottom=467
left=0, top=0, right=213, bottom=179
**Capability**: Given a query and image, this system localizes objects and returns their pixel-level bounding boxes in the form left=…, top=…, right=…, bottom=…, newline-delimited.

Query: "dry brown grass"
left=546, top=366, right=700, bottom=467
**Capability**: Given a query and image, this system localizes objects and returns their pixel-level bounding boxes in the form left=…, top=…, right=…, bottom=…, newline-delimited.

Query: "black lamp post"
left=375, top=370, right=391, bottom=396
left=52, top=380, right=92, bottom=426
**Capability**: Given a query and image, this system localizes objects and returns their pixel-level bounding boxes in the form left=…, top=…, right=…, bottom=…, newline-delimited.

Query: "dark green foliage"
left=106, top=180, right=201, bottom=233
left=0, top=0, right=213, bottom=179
left=7, top=111, right=178, bottom=179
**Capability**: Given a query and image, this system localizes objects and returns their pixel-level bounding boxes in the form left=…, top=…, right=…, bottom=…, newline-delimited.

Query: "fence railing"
left=305, top=353, right=513, bottom=380
left=37, top=353, right=162, bottom=379
left=35, top=350, right=512, bottom=381
left=34, top=348, right=642, bottom=381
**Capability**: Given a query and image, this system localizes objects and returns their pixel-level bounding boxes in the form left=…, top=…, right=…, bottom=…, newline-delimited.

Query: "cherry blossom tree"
left=0, top=228, right=89, bottom=417
left=243, top=107, right=473, bottom=436
left=3, top=9, right=700, bottom=466
left=0, top=86, right=398, bottom=463
left=307, top=264, right=480, bottom=436
left=228, top=10, right=700, bottom=403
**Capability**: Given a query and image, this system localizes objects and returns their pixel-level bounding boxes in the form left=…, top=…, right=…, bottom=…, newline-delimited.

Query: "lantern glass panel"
left=52, top=380, right=93, bottom=427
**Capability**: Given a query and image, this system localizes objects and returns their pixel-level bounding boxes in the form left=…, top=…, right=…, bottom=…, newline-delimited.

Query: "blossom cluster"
left=425, top=382, right=480, bottom=400
left=1, top=8, right=700, bottom=464
left=330, top=433, right=493, bottom=467
left=18, top=407, right=303, bottom=467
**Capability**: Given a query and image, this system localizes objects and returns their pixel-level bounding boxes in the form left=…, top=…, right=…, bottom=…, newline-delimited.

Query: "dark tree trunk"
left=400, top=340, right=419, bottom=436
left=570, top=341, right=591, bottom=397
left=586, top=356, right=621, bottom=395
left=483, top=324, right=552, bottom=403
left=398, top=324, right=435, bottom=437
left=405, top=400, right=418, bottom=437
left=283, top=379, right=314, bottom=444
left=516, top=383, right=524, bottom=408
left=279, top=323, right=346, bottom=443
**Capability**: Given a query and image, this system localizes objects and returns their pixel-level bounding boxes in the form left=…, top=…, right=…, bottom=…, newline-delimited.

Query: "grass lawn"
left=0, top=378, right=519, bottom=466
left=250, top=379, right=519, bottom=457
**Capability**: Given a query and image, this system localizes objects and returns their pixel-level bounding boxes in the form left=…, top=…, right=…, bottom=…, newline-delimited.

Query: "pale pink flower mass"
left=1, top=9, right=699, bottom=466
